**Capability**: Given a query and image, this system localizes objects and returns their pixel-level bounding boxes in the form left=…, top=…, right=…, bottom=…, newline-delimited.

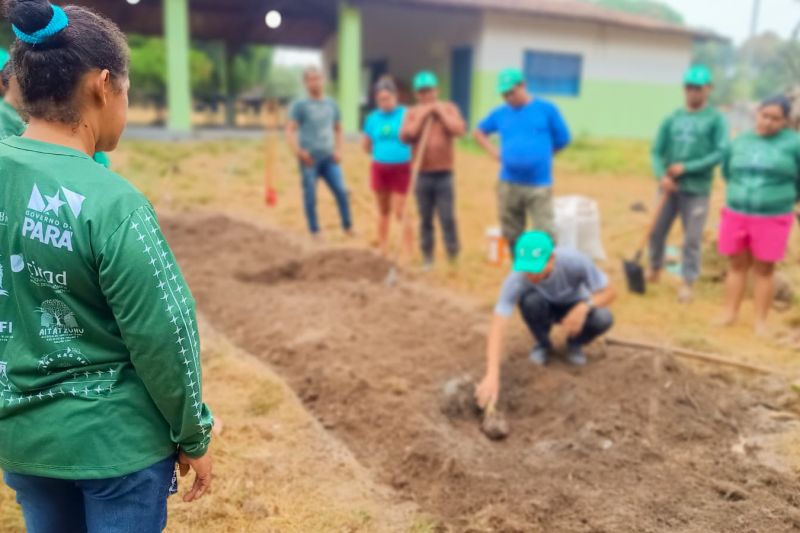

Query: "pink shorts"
left=718, top=207, right=794, bottom=263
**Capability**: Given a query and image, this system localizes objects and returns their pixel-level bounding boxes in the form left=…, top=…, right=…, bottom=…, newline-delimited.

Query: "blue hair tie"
left=12, top=5, right=69, bottom=45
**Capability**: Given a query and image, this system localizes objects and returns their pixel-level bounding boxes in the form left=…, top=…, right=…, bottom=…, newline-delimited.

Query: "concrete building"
left=73, top=0, right=714, bottom=138
left=328, top=0, right=715, bottom=138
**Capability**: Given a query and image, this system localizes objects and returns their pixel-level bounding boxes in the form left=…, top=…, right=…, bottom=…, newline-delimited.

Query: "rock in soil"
left=439, top=375, right=480, bottom=419
left=481, top=410, right=510, bottom=440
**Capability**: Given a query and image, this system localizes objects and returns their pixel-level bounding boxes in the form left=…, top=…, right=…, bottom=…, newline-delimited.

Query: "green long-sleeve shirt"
left=0, top=136, right=212, bottom=479
left=722, top=129, right=800, bottom=216
left=651, top=106, right=728, bottom=195
left=0, top=99, right=25, bottom=139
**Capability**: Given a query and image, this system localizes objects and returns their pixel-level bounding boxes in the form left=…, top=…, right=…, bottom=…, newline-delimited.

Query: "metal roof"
left=362, top=0, right=717, bottom=39
left=67, top=0, right=719, bottom=47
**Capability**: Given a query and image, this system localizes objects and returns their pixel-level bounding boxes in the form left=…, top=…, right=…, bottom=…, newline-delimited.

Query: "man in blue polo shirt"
left=474, top=68, right=571, bottom=254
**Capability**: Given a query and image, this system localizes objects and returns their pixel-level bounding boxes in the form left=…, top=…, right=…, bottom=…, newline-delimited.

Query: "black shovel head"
left=623, top=259, right=646, bottom=294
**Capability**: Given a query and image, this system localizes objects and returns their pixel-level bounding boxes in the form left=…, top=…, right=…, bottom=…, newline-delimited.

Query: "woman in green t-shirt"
left=0, top=0, right=213, bottom=530
left=717, top=96, right=800, bottom=335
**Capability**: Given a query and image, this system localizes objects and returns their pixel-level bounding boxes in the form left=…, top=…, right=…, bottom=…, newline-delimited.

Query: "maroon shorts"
left=371, top=162, right=411, bottom=195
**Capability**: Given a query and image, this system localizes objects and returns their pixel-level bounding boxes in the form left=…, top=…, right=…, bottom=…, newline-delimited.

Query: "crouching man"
left=476, top=231, right=616, bottom=409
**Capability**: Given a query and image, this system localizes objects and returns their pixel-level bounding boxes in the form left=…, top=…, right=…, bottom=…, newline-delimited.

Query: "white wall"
left=478, top=12, right=693, bottom=84
left=359, top=3, right=482, bottom=85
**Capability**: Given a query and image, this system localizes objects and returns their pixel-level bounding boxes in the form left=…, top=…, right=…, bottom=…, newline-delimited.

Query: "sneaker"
left=529, top=345, right=551, bottom=366
left=422, top=258, right=434, bottom=272
left=566, top=344, right=588, bottom=366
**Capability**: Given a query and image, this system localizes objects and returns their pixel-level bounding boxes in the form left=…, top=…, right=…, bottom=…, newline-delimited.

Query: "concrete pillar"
left=337, top=1, right=362, bottom=134
left=220, top=41, right=238, bottom=127
left=164, top=0, right=192, bottom=131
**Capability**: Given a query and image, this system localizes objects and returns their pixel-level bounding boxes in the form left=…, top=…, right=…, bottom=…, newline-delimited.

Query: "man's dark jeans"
left=415, top=170, right=460, bottom=261
left=519, top=289, right=613, bottom=348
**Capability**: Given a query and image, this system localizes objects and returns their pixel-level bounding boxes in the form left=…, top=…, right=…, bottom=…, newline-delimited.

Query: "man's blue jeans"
left=3, top=455, right=176, bottom=533
left=299, top=156, right=353, bottom=234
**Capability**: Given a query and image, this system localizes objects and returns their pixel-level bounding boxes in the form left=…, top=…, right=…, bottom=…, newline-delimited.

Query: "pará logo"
left=0, top=211, right=7, bottom=226
left=22, top=184, right=86, bottom=252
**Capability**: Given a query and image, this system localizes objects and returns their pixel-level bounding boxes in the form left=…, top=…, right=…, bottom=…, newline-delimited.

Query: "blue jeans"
left=3, top=455, right=176, bottom=533
left=299, top=156, right=353, bottom=234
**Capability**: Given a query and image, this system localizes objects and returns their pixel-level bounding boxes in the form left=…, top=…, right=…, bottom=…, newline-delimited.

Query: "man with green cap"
left=475, top=231, right=616, bottom=410
left=401, top=70, right=466, bottom=269
left=474, top=68, right=571, bottom=254
left=0, top=50, right=24, bottom=139
left=650, top=64, right=728, bottom=303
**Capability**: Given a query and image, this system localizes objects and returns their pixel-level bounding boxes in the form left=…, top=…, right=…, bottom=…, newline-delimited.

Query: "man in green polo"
left=649, top=65, right=728, bottom=303
left=0, top=51, right=25, bottom=139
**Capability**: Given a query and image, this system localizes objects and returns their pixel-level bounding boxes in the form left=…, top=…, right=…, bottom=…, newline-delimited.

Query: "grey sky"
left=663, top=0, right=799, bottom=42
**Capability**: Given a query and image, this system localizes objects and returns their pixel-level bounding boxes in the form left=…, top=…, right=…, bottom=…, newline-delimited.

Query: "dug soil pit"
left=164, top=213, right=800, bottom=533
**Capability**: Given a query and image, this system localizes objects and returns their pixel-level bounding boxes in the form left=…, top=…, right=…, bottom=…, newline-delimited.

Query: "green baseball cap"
left=683, top=65, right=712, bottom=86
left=513, top=231, right=555, bottom=274
left=413, top=71, right=438, bottom=91
left=0, top=49, right=9, bottom=71
left=497, top=67, right=525, bottom=94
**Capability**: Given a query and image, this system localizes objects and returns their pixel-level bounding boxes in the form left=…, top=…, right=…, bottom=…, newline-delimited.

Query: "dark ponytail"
left=4, top=0, right=128, bottom=123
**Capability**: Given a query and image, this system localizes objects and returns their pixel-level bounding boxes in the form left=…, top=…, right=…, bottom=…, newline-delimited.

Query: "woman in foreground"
left=0, top=0, right=213, bottom=531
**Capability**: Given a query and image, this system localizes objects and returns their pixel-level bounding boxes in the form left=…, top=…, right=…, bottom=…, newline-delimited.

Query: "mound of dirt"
left=163, top=213, right=800, bottom=532
left=238, top=249, right=393, bottom=285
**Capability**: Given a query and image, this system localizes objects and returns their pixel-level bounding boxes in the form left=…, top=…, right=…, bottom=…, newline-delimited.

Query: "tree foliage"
left=128, top=35, right=215, bottom=104
left=693, top=31, right=800, bottom=105
left=592, top=0, right=685, bottom=25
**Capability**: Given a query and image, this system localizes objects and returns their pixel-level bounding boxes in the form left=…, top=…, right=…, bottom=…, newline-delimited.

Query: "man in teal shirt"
left=650, top=65, right=728, bottom=303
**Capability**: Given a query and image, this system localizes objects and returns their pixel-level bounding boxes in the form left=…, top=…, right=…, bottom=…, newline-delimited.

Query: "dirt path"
left=164, top=212, right=800, bottom=533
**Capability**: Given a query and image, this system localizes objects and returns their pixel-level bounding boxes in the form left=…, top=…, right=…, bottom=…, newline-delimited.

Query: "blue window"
left=523, top=50, right=583, bottom=97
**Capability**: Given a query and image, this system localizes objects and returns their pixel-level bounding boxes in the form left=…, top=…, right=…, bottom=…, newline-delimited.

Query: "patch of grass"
left=247, top=380, right=284, bottom=416
left=559, top=136, right=651, bottom=176
left=0, top=485, right=24, bottom=533
left=408, top=515, right=442, bottom=533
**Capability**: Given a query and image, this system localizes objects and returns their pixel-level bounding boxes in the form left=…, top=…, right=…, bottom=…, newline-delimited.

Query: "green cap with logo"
left=413, top=70, right=438, bottom=91
left=513, top=231, right=555, bottom=274
left=0, top=48, right=9, bottom=72
left=683, top=65, right=712, bottom=86
left=497, top=67, right=525, bottom=94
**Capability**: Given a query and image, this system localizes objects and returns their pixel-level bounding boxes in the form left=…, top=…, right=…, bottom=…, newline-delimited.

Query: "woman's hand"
left=178, top=450, right=213, bottom=503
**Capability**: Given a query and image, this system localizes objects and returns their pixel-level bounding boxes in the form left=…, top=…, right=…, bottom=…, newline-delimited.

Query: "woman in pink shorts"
left=362, top=76, right=413, bottom=255
left=718, top=96, right=800, bottom=335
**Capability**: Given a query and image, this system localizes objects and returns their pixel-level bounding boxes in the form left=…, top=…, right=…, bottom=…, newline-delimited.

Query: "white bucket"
left=554, top=195, right=606, bottom=261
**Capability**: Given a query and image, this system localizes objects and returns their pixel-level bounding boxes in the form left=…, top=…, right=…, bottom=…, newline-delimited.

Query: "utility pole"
left=749, top=0, right=762, bottom=39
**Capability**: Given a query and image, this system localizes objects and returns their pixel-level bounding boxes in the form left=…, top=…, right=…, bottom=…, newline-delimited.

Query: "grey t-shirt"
left=494, top=247, right=609, bottom=316
left=289, top=97, right=340, bottom=160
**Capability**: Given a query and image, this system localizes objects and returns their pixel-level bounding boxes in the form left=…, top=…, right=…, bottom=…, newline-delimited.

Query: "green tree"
left=128, top=35, right=216, bottom=105
left=592, top=0, right=685, bottom=25
left=231, top=45, right=274, bottom=96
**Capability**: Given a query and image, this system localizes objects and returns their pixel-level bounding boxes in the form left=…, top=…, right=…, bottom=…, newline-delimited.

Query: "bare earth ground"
left=1, top=311, right=421, bottom=533
left=158, top=212, right=800, bottom=532
left=4, top=136, right=800, bottom=531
